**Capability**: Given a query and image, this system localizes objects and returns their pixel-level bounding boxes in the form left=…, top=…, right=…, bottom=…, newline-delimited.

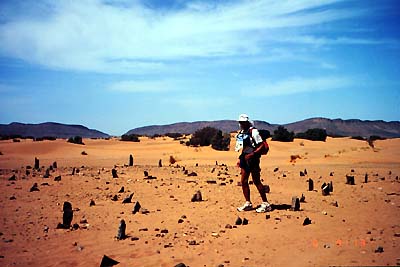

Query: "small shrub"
left=68, top=136, right=84, bottom=145
left=272, top=126, right=294, bottom=142
left=188, top=127, right=230, bottom=150
left=165, top=133, right=184, bottom=139
left=121, top=134, right=140, bottom=142
left=367, top=135, right=385, bottom=148
left=13, top=138, right=21, bottom=142
left=295, top=128, right=327, bottom=141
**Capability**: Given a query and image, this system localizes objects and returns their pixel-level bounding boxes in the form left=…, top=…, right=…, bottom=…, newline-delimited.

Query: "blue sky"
left=0, top=0, right=399, bottom=135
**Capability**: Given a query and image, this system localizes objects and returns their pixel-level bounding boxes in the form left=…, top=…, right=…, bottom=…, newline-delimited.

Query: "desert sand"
left=0, top=136, right=399, bottom=267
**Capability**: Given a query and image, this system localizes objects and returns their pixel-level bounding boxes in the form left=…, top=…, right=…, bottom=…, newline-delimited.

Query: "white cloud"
left=242, top=76, right=353, bottom=97
left=0, top=0, right=374, bottom=73
left=108, top=79, right=181, bottom=92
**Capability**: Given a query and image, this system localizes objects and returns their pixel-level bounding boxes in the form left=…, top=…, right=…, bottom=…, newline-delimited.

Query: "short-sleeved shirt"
left=235, top=127, right=263, bottom=154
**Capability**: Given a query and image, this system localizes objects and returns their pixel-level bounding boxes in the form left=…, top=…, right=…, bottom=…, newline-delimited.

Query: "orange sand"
left=0, top=137, right=399, bottom=266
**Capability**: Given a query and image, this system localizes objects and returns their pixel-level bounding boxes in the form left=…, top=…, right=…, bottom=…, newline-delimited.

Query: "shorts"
left=239, top=153, right=261, bottom=173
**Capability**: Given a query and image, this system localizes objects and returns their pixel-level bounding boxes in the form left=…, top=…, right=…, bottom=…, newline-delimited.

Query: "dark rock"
left=72, top=223, right=79, bottom=230
left=100, top=255, right=119, bottom=267
left=26, top=170, right=30, bottom=176
left=129, top=155, right=133, bottom=167
left=364, top=173, right=368, bottom=183
left=328, top=181, right=333, bottom=192
left=308, top=179, right=314, bottom=191
left=346, top=175, right=355, bottom=185
left=118, top=186, right=124, bottom=193
left=54, top=175, right=61, bottom=181
left=8, top=175, right=16, bottom=181
left=52, top=161, right=57, bottom=169
left=90, top=200, right=96, bottom=206
left=160, top=229, right=168, bottom=234
left=321, top=183, right=330, bottom=196
left=144, top=175, right=156, bottom=180
left=300, top=171, right=305, bottom=177
left=291, top=196, right=300, bottom=211
left=330, top=172, right=334, bottom=176
left=235, top=217, right=242, bottom=225
left=188, top=171, right=197, bottom=177
left=273, top=167, right=279, bottom=172
left=144, top=170, right=149, bottom=177
left=375, top=246, right=384, bottom=253
left=265, top=214, right=271, bottom=219
left=178, top=219, right=184, bottom=224
left=300, top=194, right=306, bottom=203
left=112, top=169, right=118, bottom=178
left=264, top=184, right=270, bottom=193
left=34, top=157, right=40, bottom=170
left=63, top=202, right=73, bottom=227
left=225, top=224, right=232, bottom=229
left=116, top=219, right=126, bottom=240
left=207, top=180, right=217, bottom=184
left=122, top=193, right=134, bottom=204
left=191, top=190, right=202, bottom=202
left=132, top=201, right=141, bottom=214
left=30, top=183, right=39, bottom=192
left=303, top=217, right=312, bottom=226
left=72, top=167, right=76, bottom=175
left=10, top=196, right=16, bottom=200
left=158, top=159, right=162, bottom=167
left=43, top=168, right=50, bottom=178
left=111, top=195, right=118, bottom=201
left=242, top=218, right=248, bottom=225
left=304, top=169, right=307, bottom=175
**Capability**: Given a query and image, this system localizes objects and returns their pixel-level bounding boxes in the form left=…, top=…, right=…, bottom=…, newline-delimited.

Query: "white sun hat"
left=237, top=114, right=250, bottom=122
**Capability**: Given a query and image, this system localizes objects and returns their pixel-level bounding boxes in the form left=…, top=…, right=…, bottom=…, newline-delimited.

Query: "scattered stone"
left=8, top=175, right=16, bottom=181
left=265, top=214, right=271, bottom=220
left=131, top=237, right=139, bottom=241
left=291, top=196, right=300, bottom=211
left=144, top=170, right=149, bottom=177
left=122, top=193, right=134, bottom=204
left=30, top=183, right=39, bottom=192
left=365, top=173, right=368, bottom=183
left=54, top=175, right=61, bottom=182
left=328, top=181, right=333, bottom=192
left=304, top=169, right=308, bottom=175
left=116, top=219, right=126, bottom=240
left=330, top=172, right=334, bottom=176
left=90, top=199, right=96, bottom=206
left=9, top=196, right=16, bottom=200
left=303, top=217, right=312, bottom=226
left=112, top=169, right=118, bottom=178
left=300, top=194, right=306, bottom=203
left=118, top=186, right=124, bottom=193
left=273, top=167, right=279, bottom=172
left=129, top=154, right=134, bottom=167
left=346, top=175, right=355, bottom=185
left=100, top=255, right=119, bottom=267
left=187, top=171, right=197, bottom=177
left=158, top=159, right=162, bottom=167
left=160, top=229, right=168, bottom=234
left=300, top=171, right=305, bottom=177
left=351, top=169, right=355, bottom=173
left=225, top=224, right=233, bottom=229
left=242, top=218, right=249, bottom=225
left=207, top=180, right=217, bottom=184
left=132, top=201, right=141, bottom=214
left=330, top=201, right=339, bottom=207
left=175, top=263, right=186, bottom=267
left=63, top=201, right=73, bottom=227
left=235, top=217, right=243, bottom=225
left=321, top=183, right=330, bottom=196
left=191, top=190, right=202, bottom=202
left=52, top=161, right=57, bottom=169
left=178, top=219, right=184, bottom=224
left=111, top=195, right=118, bottom=201
left=264, top=184, right=270, bottom=193
left=308, top=179, right=314, bottom=191
left=72, top=223, right=80, bottom=230
left=34, top=157, right=40, bottom=170
left=374, top=246, right=384, bottom=253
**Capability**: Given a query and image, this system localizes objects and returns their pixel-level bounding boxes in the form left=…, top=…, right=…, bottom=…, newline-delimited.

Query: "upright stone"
left=328, top=181, right=333, bottom=192
left=321, top=182, right=330, bottom=196
left=129, top=155, right=133, bottom=167
left=112, top=169, right=118, bottom=178
left=308, top=178, right=314, bottom=191
left=191, top=191, right=202, bottom=202
left=158, top=159, right=162, bottom=167
left=116, top=219, right=126, bottom=240
left=291, top=196, right=300, bottom=211
left=63, top=201, right=73, bottom=228
left=365, top=173, right=368, bottom=183
left=34, top=157, right=40, bottom=170
left=100, top=255, right=119, bottom=267
left=346, top=175, right=355, bottom=185
left=132, top=201, right=141, bottom=214
left=52, top=161, right=57, bottom=169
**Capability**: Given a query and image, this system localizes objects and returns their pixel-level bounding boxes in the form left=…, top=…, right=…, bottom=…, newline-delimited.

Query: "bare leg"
left=241, top=168, right=251, bottom=202
left=251, top=171, right=268, bottom=202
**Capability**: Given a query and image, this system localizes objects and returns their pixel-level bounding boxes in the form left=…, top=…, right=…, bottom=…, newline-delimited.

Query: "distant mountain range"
left=127, top=118, right=400, bottom=138
left=1, top=118, right=399, bottom=139
left=0, top=122, right=109, bottom=138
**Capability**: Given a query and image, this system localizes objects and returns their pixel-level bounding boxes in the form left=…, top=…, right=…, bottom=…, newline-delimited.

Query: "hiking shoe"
left=237, top=201, right=253, bottom=212
left=256, top=202, right=272, bottom=213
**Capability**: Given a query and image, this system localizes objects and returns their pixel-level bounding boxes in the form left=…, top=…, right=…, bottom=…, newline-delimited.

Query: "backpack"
left=250, top=128, right=270, bottom=155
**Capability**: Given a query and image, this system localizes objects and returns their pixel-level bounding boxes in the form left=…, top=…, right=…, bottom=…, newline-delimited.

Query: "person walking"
left=235, top=114, right=272, bottom=213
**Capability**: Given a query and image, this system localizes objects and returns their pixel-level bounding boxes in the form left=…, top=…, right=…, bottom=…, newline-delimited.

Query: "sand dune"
left=0, top=137, right=399, bottom=266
